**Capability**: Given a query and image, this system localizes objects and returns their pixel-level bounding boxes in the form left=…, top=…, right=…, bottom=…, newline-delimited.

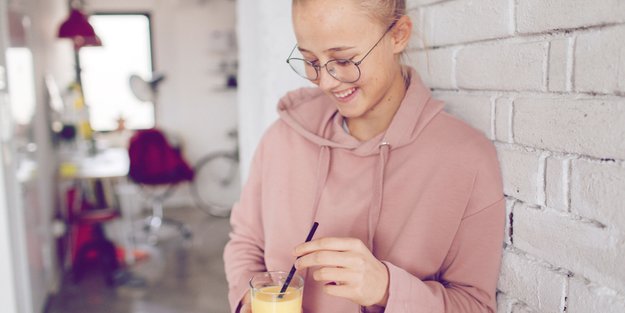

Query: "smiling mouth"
left=333, top=87, right=357, bottom=99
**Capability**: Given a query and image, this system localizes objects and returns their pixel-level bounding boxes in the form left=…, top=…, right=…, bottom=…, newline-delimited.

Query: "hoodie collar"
left=277, top=67, right=444, bottom=156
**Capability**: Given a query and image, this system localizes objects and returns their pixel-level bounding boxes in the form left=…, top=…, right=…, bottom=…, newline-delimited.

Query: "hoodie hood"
left=277, top=68, right=445, bottom=155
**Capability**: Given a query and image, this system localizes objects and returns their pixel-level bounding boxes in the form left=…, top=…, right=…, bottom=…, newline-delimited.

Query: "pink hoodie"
left=224, top=71, right=505, bottom=313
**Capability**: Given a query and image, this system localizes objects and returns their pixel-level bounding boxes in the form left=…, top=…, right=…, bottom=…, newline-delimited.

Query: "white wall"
left=407, top=0, right=625, bottom=311
left=0, top=2, right=20, bottom=312
left=0, top=0, right=73, bottom=312
left=25, top=0, right=75, bottom=305
left=86, top=0, right=239, bottom=207
left=236, top=0, right=308, bottom=178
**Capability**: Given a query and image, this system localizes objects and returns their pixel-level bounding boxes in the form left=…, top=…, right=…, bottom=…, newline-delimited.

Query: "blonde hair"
left=293, top=0, right=406, bottom=26
left=358, top=0, right=406, bottom=27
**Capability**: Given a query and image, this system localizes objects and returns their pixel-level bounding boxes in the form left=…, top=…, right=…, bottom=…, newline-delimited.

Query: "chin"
left=337, top=104, right=367, bottom=119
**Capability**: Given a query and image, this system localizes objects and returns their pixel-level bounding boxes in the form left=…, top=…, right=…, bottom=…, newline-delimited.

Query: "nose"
left=317, top=67, right=341, bottom=91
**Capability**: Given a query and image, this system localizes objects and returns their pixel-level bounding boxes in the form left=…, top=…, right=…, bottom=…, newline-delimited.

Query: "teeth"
left=334, top=88, right=356, bottom=99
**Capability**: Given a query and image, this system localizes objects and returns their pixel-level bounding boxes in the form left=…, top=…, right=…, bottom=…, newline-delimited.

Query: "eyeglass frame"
left=286, top=20, right=399, bottom=83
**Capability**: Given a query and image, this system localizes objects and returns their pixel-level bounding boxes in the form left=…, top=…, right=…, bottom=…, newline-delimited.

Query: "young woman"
left=224, top=0, right=505, bottom=312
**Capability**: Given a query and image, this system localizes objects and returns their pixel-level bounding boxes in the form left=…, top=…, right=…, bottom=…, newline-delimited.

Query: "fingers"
left=312, top=267, right=358, bottom=284
left=295, top=250, right=363, bottom=270
left=238, top=291, right=251, bottom=313
left=323, top=283, right=357, bottom=300
left=294, top=237, right=366, bottom=257
left=240, top=303, right=252, bottom=313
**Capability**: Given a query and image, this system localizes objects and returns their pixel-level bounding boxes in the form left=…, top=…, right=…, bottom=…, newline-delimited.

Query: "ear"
left=391, top=15, right=413, bottom=54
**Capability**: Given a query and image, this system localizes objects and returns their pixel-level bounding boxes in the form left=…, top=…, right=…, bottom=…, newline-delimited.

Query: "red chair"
left=127, top=128, right=194, bottom=241
left=66, top=181, right=121, bottom=285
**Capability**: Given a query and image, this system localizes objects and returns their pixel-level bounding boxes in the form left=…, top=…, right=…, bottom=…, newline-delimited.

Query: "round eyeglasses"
left=286, top=20, right=397, bottom=83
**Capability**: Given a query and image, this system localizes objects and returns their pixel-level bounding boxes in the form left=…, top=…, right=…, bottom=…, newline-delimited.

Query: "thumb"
left=240, top=303, right=252, bottom=313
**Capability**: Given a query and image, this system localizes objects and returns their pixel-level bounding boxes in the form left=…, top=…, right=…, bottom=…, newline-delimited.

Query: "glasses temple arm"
left=354, top=20, right=398, bottom=66
left=286, top=44, right=299, bottom=63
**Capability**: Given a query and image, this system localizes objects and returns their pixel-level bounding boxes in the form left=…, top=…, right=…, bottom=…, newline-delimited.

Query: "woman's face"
left=292, top=0, right=406, bottom=121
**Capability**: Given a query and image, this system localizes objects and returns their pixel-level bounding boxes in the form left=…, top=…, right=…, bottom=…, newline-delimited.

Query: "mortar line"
left=537, top=152, right=549, bottom=206
left=566, top=36, right=576, bottom=92
left=561, top=275, right=570, bottom=313
left=508, top=99, right=515, bottom=143
left=490, top=96, right=497, bottom=140
left=563, top=158, right=572, bottom=213
left=545, top=41, right=552, bottom=92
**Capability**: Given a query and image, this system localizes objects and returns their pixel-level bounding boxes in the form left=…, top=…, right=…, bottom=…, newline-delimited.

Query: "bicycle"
left=191, top=129, right=240, bottom=217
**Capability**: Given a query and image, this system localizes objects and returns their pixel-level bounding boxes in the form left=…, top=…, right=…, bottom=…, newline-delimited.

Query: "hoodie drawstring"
left=309, top=143, right=390, bottom=254
left=368, top=141, right=390, bottom=253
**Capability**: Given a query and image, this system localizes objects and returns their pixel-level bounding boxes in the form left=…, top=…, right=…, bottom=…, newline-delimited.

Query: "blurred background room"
left=1, top=0, right=624, bottom=313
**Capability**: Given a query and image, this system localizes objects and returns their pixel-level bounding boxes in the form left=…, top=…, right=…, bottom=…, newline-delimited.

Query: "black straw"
left=278, top=222, right=319, bottom=299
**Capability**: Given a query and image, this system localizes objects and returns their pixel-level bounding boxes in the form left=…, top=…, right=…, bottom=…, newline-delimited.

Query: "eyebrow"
left=297, top=46, right=356, bottom=53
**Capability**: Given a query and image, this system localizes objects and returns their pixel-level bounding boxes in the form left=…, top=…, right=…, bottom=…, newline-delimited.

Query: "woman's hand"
left=293, top=237, right=389, bottom=307
left=237, top=291, right=251, bottom=313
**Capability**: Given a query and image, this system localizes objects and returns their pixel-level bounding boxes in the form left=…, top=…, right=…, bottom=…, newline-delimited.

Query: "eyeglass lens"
left=287, top=58, right=361, bottom=83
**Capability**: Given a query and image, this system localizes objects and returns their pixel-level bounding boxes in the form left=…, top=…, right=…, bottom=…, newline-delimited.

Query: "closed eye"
left=307, top=59, right=320, bottom=67
left=333, top=59, right=353, bottom=66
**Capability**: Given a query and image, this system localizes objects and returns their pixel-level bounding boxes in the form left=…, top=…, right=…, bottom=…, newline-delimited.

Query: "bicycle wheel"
left=191, top=152, right=240, bottom=217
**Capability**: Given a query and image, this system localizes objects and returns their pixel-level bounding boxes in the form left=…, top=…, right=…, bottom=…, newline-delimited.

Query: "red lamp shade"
left=57, top=8, right=102, bottom=49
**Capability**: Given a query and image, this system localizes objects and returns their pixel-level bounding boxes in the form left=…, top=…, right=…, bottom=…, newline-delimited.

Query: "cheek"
left=358, top=68, right=388, bottom=94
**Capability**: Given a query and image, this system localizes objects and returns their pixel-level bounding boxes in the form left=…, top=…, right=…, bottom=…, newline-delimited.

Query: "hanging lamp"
left=57, top=4, right=102, bottom=50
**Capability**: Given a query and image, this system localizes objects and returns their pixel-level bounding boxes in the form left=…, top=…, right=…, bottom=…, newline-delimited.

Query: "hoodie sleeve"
left=223, top=139, right=267, bottom=313
left=381, top=141, right=505, bottom=313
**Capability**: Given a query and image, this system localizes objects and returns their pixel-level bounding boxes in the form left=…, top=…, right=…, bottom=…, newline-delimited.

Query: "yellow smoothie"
left=251, top=286, right=302, bottom=313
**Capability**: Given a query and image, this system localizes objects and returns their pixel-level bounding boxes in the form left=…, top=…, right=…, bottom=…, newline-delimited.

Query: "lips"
left=333, top=87, right=357, bottom=99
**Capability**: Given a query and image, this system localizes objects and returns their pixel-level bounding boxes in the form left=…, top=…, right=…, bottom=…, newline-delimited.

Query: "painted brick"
left=567, top=278, right=625, bottom=313
left=410, top=47, right=455, bottom=89
left=570, top=159, right=625, bottom=229
left=496, top=292, right=514, bottom=313
left=407, top=8, right=425, bottom=50
left=456, top=41, right=547, bottom=91
left=548, top=38, right=570, bottom=92
left=495, top=97, right=514, bottom=143
left=514, top=205, right=625, bottom=294
left=517, top=0, right=625, bottom=33
left=511, top=303, right=536, bottom=313
left=435, top=92, right=492, bottom=138
left=421, top=0, right=512, bottom=47
left=496, top=145, right=541, bottom=205
left=407, top=0, right=447, bottom=8
left=497, top=250, right=565, bottom=312
left=545, top=156, right=570, bottom=212
left=575, top=26, right=625, bottom=94
left=514, top=97, right=625, bottom=159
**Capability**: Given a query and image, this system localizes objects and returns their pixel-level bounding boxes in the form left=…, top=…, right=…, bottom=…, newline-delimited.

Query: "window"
left=79, top=14, right=154, bottom=131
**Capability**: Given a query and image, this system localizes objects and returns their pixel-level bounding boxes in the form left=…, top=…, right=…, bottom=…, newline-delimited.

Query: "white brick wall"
left=575, top=26, right=625, bottom=94
left=497, top=249, right=566, bottom=312
left=496, top=145, right=542, bottom=206
left=409, top=0, right=625, bottom=311
left=421, top=0, right=513, bottom=47
left=513, top=97, right=625, bottom=159
left=434, top=92, right=493, bottom=137
left=570, top=159, right=625, bottom=228
left=514, top=204, right=625, bottom=294
left=456, top=41, right=547, bottom=91
left=411, top=48, right=456, bottom=89
left=516, top=0, right=625, bottom=34
left=568, top=278, right=625, bottom=313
